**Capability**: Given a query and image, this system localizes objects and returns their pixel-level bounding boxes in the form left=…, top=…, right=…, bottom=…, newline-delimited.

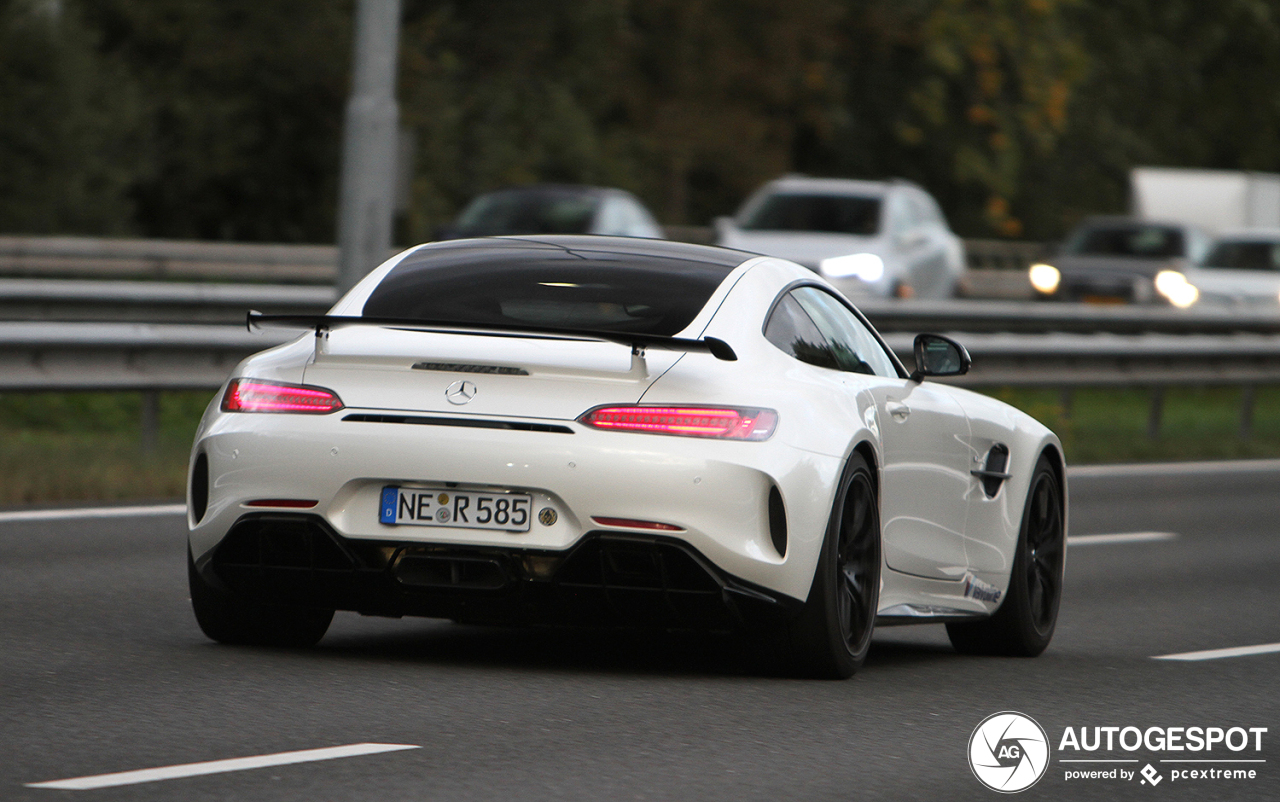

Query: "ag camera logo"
left=969, top=712, right=1050, bottom=793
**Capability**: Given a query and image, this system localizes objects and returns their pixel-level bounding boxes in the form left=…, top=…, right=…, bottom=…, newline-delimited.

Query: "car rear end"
left=188, top=238, right=816, bottom=632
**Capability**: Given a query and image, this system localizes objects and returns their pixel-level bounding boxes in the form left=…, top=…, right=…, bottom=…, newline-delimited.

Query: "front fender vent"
left=972, top=444, right=1010, bottom=498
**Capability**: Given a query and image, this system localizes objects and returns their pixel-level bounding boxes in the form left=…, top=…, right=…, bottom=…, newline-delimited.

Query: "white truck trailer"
left=1131, top=167, right=1280, bottom=232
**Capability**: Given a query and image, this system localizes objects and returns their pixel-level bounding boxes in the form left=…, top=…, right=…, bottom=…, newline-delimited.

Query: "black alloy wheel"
left=1023, top=471, right=1065, bottom=636
left=785, top=452, right=881, bottom=679
left=947, top=454, right=1064, bottom=656
left=188, top=549, right=334, bottom=648
left=836, top=468, right=880, bottom=654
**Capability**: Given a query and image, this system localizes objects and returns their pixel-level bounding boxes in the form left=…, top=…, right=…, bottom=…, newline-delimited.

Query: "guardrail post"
left=1239, top=384, right=1257, bottom=440
left=1059, top=388, right=1073, bottom=420
left=1147, top=387, right=1165, bottom=440
left=140, top=391, right=160, bottom=454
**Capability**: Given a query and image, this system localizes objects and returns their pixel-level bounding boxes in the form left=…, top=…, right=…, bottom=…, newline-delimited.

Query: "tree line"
left=3, top=0, right=1279, bottom=244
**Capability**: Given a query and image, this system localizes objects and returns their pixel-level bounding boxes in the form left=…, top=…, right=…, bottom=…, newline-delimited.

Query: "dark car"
left=1028, top=217, right=1211, bottom=305
left=439, top=185, right=664, bottom=240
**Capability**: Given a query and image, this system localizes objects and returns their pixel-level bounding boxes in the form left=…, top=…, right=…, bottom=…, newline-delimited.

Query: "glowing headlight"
left=820, top=253, right=884, bottom=282
left=1028, top=263, right=1061, bottom=294
left=1154, top=270, right=1200, bottom=309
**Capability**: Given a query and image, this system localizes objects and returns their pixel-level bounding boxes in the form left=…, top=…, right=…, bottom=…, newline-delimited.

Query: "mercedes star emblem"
left=445, top=380, right=477, bottom=405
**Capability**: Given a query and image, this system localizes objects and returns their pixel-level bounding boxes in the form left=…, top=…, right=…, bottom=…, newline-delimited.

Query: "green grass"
left=3, top=387, right=1280, bottom=505
left=0, top=392, right=212, bottom=506
left=981, top=386, right=1280, bottom=464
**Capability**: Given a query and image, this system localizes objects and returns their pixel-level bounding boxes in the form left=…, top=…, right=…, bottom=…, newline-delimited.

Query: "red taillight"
left=245, top=499, right=318, bottom=508
left=591, top=516, right=684, bottom=532
left=578, top=405, right=777, bottom=440
left=221, top=379, right=344, bottom=414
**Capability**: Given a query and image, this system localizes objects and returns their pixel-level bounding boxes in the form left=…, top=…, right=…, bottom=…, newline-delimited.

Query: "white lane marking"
left=25, top=743, right=420, bottom=791
left=1153, top=642, right=1280, bottom=662
left=1067, top=531, right=1177, bottom=547
left=1069, top=458, right=1280, bottom=478
left=0, top=504, right=185, bottom=524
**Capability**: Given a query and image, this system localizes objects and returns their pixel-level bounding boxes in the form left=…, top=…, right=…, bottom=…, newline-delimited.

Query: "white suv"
left=715, top=176, right=965, bottom=299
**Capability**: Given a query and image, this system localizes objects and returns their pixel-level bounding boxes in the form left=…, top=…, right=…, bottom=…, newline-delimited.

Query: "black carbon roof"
left=364, top=235, right=756, bottom=337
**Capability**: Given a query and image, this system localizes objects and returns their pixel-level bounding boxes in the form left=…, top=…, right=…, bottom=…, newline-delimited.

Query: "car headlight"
left=1028, top=263, right=1061, bottom=294
left=819, top=253, right=884, bottom=282
left=1154, top=270, right=1199, bottom=308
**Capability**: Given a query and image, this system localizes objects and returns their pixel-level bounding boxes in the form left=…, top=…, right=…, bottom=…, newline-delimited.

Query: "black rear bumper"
left=195, top=513, right=800, bottom=631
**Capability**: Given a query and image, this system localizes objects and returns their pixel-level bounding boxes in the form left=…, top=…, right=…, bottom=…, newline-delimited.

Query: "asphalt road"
left=2, top=461, right=1278, bottom=801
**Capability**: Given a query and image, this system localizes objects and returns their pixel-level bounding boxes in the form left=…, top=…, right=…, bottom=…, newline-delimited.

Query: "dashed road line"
left=0, top=503, right=185, bottom=524
left=25, top=743, right=421, bottom=791
left=1153, top=642, right=1280, bottom=662
left=1068, top=532, right=1177, bottom=547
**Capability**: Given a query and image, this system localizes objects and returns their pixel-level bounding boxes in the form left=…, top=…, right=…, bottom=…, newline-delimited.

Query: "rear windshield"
left=740, top=193, right=881, bottom=235
left=363, top=243, right=736, bottom=336
left=1064, top=225, right=1186, bottom=258
left=454, top=191, right=598, bottom=237
left=1202, top=240, right=1280, bottom=271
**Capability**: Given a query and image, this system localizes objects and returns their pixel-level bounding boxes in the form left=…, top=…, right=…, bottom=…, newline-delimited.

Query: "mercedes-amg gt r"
left=187, top=235, right=1066, bottom=678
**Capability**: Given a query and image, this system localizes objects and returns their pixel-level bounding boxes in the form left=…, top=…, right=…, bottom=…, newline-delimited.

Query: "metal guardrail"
left=0, top=235, right=346, bottom=282
left=0, top=322, right=291, bottom=392
left=7, top=277, right=1280, bottom=335
left=6, top=322, right=1280, bottom=392
left=0, top=278, right=337, bottom=323
left=855, top=298, right=1280, bottom=335
left=0, top=233, right=1042, bottom=278
left=4, top=322, right=1277, bottom=444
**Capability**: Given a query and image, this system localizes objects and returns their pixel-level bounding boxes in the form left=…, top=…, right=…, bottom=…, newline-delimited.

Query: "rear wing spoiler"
left=246, top=311, right=737, bottom=361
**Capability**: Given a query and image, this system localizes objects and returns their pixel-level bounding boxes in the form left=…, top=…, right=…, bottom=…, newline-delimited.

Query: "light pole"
left=335, top=0, right=402, bottom=294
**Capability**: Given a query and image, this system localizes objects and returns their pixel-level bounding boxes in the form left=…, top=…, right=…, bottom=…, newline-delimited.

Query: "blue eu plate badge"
left=379, top=487, right=398, bottom=524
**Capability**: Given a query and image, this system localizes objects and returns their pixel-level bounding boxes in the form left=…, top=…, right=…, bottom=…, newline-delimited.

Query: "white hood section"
left=301, top=327, right=679, bottom=420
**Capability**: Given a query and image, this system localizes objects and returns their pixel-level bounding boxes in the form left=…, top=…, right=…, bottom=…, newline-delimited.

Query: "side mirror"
left=909, top=333, right=971, bottom=382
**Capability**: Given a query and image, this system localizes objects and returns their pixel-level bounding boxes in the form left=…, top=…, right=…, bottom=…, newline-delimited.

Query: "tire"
left=782, top=452, right=881, bottom=679
left=188, top=549, right=333, bottom=647
left=947, top=454, right=1064, bottom=656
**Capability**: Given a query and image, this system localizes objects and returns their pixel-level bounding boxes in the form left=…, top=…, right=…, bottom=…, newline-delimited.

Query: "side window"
left=915, top=190, right=947, bottom=228
left=593, top=197, right=626, bottom=235
left=595, top=196, right=663, bottom=238
left=764, top=293, right=838, bottom=370
left=621, top=198, right=663, bottom=238
left=886, top=192, right=914, bottom=234
left=790, top=287, right=898, bottom=377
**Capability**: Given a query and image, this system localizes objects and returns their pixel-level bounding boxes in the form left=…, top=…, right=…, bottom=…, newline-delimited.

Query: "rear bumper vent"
left=190, top=453, right=209, bottom=523
left=767, top=486, right=787, bottom=558
left=205, top=515, right=796, bottom=630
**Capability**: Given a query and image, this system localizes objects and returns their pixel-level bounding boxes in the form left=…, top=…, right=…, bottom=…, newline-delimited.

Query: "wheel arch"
left=851, top=440, right=880, bottom=494
left=1036, top=441, right=1069, bottom=542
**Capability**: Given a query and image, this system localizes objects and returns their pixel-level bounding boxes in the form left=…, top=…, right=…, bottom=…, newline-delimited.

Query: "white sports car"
left=187, top=235, right=1066, bottom=678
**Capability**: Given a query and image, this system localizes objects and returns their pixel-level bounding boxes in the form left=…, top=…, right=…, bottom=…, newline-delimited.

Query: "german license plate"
left=379, top=486, right=532, bottom=532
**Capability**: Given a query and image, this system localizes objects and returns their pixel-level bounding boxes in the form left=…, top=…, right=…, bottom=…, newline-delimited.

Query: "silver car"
left=714, top=176, right=966, bottom=299
left=440, top=185, right=665, bottom=240
left=1027, top=217, right=1211, bottom=306
left=1183, top=229, right=1280, bottom=308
